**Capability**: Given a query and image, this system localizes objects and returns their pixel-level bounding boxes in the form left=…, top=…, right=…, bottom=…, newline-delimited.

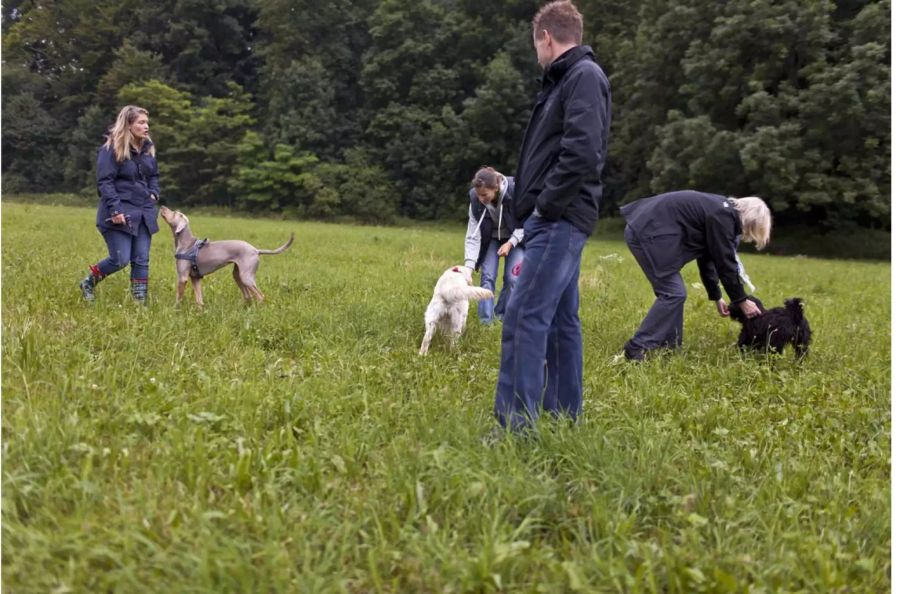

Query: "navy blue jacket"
left=513, top=46, right=611, bottom=235
left=95, top=139, right=160, bottom=236
left=620, top=190, right=748, bottom=303
left=469, top=177, right=519, bottom=268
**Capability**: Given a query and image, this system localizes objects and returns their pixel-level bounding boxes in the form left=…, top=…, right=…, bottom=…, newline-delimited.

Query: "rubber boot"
left=79, top=265, right=103, bottom=302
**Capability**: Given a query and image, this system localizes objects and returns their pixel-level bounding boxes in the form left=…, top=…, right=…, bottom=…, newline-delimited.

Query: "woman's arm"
left=96, top=147, right=122, bottom=216
left=705, top=212, right=748, bottom=303
left=464, top=204, right=484, bottom=269
left=696, top=256, right=721, bottom=301
left=148, top=156, right=161, bottom=201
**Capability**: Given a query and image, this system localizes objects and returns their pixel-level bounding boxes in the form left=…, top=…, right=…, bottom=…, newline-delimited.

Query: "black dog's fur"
left=728, top=295, right=812, bottom=359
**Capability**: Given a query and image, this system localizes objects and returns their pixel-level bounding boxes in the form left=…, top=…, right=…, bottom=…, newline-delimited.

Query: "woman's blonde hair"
left=471, top=166, right=502, bottom=190
left=105, top=105, right=154, bottom=162
left=731, top=196, right=771, bottom=249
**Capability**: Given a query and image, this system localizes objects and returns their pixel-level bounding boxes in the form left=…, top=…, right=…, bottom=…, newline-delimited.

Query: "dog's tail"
left=784, top=298, right=805, bottom=325
left=443, top=286, right=494, bottom=302
left=258, top=233, right=294, bottom=255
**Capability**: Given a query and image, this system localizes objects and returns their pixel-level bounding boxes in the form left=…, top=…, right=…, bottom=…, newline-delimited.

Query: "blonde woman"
left=619, top=190, right=772, bottom=361
left=79, top=105, right=161, bottom=303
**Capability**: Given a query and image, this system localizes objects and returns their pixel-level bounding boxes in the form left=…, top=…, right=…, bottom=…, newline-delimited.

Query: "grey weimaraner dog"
left=159, top=205, right=293, bottom=305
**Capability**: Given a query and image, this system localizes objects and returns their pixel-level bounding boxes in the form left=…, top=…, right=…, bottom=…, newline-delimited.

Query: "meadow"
left=2, top=202, right=890, bottom=592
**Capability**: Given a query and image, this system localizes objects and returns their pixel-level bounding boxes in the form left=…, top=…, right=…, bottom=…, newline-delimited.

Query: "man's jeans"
left=478, top=239, right=525, bottom=323
left=97, top=224, right=152, bottom=280
left=494, top=217, right=588, bottom=430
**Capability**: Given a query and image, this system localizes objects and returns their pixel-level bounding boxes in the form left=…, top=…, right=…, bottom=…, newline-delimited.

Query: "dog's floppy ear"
left=174, top=213, right=188, bottom=234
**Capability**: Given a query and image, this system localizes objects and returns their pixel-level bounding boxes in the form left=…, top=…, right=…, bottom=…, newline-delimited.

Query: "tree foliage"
left=2, top=0, right=890, bottom=228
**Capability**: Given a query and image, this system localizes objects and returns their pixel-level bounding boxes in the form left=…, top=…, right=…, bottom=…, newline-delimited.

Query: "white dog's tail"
left=443, top=286, right=494, bottom=302
left=258, top=233, right=295, bottom=255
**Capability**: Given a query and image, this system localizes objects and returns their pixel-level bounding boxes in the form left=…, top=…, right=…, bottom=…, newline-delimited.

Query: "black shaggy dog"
left=728, top=295, right=812, bottom=359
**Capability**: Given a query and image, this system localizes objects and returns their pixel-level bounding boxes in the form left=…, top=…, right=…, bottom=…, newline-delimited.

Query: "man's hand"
left=738, top=298, right=761, bottom=319
left=497, top=242, right=513, bottom=257
left=111, top=213, right=126, bottom=225
left=716, top=299, right=729, bottom=317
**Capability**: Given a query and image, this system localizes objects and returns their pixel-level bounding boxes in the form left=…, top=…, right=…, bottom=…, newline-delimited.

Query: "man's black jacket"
left=512, top=45, right=611, bottom=235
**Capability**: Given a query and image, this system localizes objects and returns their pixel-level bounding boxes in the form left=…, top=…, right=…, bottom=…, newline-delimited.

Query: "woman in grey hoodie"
left=463, top=167, right=524, bottom=324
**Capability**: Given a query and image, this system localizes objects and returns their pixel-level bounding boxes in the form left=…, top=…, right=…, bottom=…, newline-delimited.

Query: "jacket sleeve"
left=96, top=147, right=122, bottom=215
left=696, top=256, right=722, bottom=301
left=705, top=211, right=748, bottom=303
left=464, top=205, right=483, bottom=269
left=536, top=66, right=610, bottom=220
left=509, top=227, right=524, bottom=247
left=149, top=156, right=160, bottom=199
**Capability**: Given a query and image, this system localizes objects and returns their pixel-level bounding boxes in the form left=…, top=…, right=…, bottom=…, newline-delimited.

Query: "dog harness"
left=174, top=239, right=209, bottom=278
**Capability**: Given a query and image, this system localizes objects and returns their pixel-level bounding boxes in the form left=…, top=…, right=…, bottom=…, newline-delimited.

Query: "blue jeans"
left=96, top=223, right=152, bottom=280
left=478, top=240, right=525, bottom=323
left=624, top=225, right=686, bottom=354
left=494, top=217, right=588, bottom=430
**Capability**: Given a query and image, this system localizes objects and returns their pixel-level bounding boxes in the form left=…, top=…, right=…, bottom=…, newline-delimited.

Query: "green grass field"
left=2, top=202, right=890, bottom=592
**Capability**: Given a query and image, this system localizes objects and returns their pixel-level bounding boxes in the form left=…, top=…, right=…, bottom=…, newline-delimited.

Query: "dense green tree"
left=1, top=91, right=59, bottom=193
left=459, top=52, right=531, bottom=177
left=255, top=0, right=374, bottom=155
left=230, top=133, right=323, bottom=214
left=643, top=0, right=890, bottom=227
left=65, top=104, right=110, bottom=194
left=96, top=42, right=171, bottom=108
left=1, top=0, right=889, bottom=227
left=128, top=0, right=259, bottom=97
left=262, top=57, right=339, bottom=157
left=117, top=80, right=254, bottom=205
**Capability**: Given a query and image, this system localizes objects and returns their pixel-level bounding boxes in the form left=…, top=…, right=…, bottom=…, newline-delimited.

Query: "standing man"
left=494, top=0, right=611, bottom=431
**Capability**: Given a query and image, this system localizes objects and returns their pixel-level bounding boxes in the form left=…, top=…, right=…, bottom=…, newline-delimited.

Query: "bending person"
left=620, top=190, right=771, bottom=361
left=463, top=166, right=524, bottom=324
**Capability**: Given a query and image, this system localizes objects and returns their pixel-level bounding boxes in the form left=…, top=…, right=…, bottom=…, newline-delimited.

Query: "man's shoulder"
left=569, top=56, right=607, bottom=79
left=563, top=58, right=610, bottom=96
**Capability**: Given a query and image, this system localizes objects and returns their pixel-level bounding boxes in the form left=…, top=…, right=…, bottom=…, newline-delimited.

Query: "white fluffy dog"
left=419, top=266, right=494, bottom=355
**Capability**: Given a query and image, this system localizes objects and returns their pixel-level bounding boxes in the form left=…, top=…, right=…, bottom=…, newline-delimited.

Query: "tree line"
left=2, top=0, right=889, bottom=227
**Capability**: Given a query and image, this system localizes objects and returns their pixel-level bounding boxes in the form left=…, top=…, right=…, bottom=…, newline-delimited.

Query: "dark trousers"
left=96, top=223, right=152, bottom=280
left=494, top=217, right=588, bottom=430
left=624, top=225, right=686, bottom=353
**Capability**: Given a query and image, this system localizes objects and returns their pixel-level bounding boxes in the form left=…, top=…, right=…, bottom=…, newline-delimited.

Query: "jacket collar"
left=129, top=138, right=154, bottom=156
left=543, top=45, right=595, bottom=85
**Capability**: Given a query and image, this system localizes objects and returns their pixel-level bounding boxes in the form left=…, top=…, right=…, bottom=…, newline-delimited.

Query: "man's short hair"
left=533, top=1, right=583, bottom=45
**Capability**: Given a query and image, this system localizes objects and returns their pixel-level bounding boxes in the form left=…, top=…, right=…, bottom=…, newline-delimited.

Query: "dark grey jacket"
left=620, top=190, right=749, bottom=303
left=512, top=45, right=611, bottom=236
